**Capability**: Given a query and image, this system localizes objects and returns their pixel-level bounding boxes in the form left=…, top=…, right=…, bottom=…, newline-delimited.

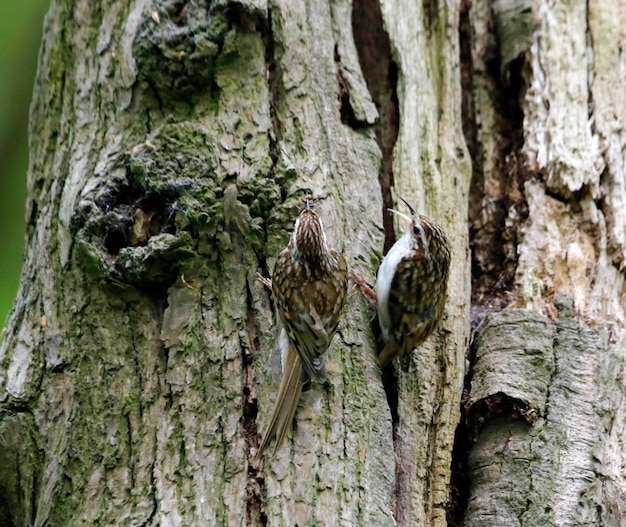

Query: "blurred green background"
left=0, top=2, right=49, bottom=326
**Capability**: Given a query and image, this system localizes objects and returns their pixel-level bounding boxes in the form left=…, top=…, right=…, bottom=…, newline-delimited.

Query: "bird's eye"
left=413, top=225, right=421, bottom=235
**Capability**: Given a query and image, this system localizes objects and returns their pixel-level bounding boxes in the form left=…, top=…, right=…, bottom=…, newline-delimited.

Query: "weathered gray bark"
left=3, top=0, right=624, bottom=526
left=464, top=0, right=626, bottom=525
left=0, top=0, right=468, bottom=526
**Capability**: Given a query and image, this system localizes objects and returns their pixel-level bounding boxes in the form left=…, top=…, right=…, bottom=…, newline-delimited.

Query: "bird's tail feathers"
left=257, top=345, right=304, bottom=457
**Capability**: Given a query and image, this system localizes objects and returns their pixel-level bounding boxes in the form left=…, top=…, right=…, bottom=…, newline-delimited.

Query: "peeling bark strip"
left=468, top=309, right=554, bottom=417
left=351, top=0, right=402, bottom=481
left=363, top=0, right=472, bottom=525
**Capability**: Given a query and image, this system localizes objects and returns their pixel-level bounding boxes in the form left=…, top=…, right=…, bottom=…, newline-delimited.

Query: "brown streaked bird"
left=376, top=198, right=451, bottom=369
left=258, top=199, right=348, bottom=455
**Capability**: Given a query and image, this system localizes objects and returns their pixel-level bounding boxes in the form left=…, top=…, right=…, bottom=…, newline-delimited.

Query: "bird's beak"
left=388, top=208, right=412, bottom=227
left=399, top=197, right=417, bottom=215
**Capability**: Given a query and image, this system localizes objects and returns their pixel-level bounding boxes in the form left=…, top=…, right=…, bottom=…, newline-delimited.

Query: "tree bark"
left=462, top=0, right=626, bottom=525
left=1, top=0, right=625, bottom=526
left=0, top=0, right=467, bottom=525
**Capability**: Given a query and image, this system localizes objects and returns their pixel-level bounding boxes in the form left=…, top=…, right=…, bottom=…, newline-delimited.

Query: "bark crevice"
left=466, top=13, right=529, bottom=309
left=243, top=282, right=266, bottom=527
left=351, top=0, right=399, bottom=254
left=262, top=8, right=281, bottom=162
left=351, top=0, right=401, bottom=450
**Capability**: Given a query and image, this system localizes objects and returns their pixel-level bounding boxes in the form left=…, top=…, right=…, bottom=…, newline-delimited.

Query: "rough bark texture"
left=0, top=0, right=468, bottom=526
left=461, top=0, right=626, bottom=525
left=3, top=0, right=625, bottom=526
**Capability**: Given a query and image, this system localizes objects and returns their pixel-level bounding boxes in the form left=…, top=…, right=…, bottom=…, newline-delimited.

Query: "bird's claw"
left=256, top=272, right=273, bottom=291
left=350, top=268, right=377, bottom=305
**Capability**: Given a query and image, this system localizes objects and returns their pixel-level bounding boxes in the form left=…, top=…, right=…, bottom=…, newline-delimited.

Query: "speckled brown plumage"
left=258, top=201, right=348, bottom=455
left=376, top=198, right=451, bottom=369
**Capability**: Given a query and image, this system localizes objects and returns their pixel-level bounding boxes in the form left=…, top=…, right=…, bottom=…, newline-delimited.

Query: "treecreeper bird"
left=258, top=199, right=348, bottom=455
left=376, top=198, right=451, bottom=369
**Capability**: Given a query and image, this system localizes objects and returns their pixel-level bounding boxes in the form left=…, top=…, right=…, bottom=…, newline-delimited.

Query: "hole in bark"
left=0, top=492, right=15, bottom=527
left=104, top=228, right=128, bottom=256
left=335, top=45, right=369, bottom=129
left=338, top=76, right=364, bottom=129
left=446, top=296, right=483, bottom=526
left=28, top=201, right=38, bottom=227
left=459, top=0, right=476, bottom=169
left=381, top=365, right=399, bottom=429
left=423, top=0, right=439, bottom=35
left=447, top=408, right=471, bottom=527
left=171, top=1, right=191, bottom=25
left=260, top=7, right=281, bottom=179
left=96, top=172, right=180, bottom=256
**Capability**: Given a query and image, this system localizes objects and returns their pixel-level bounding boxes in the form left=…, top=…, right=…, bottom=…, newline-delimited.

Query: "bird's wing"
left=283, top=304, right=329, bottom=383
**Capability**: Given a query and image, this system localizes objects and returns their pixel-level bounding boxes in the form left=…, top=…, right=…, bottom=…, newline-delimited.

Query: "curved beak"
left=399, top=197, right=417, bottom=215
left=387, top=208, right=412, bottom=227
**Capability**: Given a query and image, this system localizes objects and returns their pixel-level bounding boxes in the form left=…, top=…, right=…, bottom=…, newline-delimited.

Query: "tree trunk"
left=0, top=1, right=624, bottom=527
left=460, top=0, right=626, bottom=525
